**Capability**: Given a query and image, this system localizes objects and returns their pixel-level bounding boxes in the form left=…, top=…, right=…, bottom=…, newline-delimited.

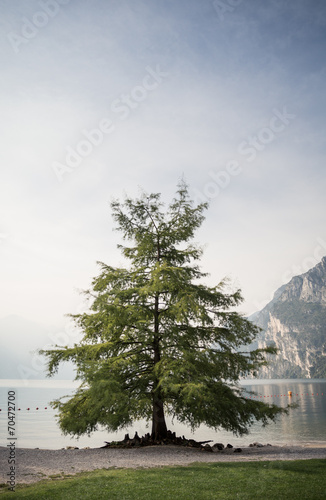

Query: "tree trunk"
left=151, top=395, right=168, bottom=440
left=152, top=296, right=168, bottom=440
left=151, top=242, right=168, bottom=441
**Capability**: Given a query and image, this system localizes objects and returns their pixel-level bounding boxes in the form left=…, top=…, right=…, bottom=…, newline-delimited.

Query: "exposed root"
left=100, top=430, right=213, bottom=449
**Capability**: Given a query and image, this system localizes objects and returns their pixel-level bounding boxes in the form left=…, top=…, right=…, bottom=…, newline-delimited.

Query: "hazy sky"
left=1, top=0, right=326, bottom=327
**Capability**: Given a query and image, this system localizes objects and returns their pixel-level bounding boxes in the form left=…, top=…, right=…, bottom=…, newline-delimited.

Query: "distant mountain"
left=0, top=315, right=76, bottom=380
left=251, top=257, right=326, bottom=378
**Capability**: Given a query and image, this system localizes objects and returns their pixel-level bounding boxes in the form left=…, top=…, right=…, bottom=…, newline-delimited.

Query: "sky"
left=1, top=0, right=326, bottom=330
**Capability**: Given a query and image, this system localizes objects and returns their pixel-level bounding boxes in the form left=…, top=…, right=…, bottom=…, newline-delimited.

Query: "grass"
left=0, top=459, right=325, bottom=499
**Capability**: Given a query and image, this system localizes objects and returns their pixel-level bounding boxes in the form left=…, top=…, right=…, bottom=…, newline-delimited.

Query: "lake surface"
left=0, top=379, right=325, bottom=449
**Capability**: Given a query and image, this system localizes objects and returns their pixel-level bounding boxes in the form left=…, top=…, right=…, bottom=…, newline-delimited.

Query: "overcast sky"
left=1, top=0, right=326, bottom=328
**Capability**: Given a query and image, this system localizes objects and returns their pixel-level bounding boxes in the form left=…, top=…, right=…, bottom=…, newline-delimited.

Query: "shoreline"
left=1, top=444, right=326, bottom=485
left=2, top=442, right=326, bottom=451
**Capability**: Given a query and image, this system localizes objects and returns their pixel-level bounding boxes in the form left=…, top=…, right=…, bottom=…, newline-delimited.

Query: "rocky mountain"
left=251, top=256, right=326, bottom=378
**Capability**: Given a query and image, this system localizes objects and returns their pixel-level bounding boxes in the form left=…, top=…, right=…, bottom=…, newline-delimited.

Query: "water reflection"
left=242, top=380, right=326, bottom=446
left=0, top=379, right=325, bottom=449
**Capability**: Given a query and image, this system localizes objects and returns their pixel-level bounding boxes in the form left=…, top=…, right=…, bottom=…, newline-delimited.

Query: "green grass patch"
left=1, top=460, right=325, bottom=499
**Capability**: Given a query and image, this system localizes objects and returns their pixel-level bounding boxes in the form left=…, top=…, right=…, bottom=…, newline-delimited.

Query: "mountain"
left=250, top=256, right=326, bottom=379
left=0, top=315, right=76, bottom=380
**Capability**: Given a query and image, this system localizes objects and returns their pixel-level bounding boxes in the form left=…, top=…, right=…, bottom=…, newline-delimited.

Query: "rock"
left=212, top=443, right=224, bottom=450
left=188, top=439, right=201, bottom=448
left=250, top=442, right=264, bottom=448
left=251, top=257, right=326, bottom=379
left=202, top=444, right=213, bottom=452
left=234, top=448, right=242, bottom=453
left=226, top=443, right=233, bottom=449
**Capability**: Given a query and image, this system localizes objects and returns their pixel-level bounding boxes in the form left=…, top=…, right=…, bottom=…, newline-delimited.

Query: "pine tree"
left=41, top=181, right=285, bottom=440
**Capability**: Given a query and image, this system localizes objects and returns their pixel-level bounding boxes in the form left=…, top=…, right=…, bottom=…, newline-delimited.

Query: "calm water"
left=0, top=379, right=325, bottom=449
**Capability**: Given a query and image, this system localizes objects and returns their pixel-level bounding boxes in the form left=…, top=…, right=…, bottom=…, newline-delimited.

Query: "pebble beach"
left=1, top=444, right=326, bottom=485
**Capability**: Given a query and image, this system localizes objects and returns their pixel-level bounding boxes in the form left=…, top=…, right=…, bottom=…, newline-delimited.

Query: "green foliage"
left=2, top=460, right=326, bottom=500
left=40, top=181, right=287, bottom=438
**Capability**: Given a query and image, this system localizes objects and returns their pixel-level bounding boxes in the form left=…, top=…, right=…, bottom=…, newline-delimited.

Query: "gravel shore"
left=1, top=444, right=326, bottom=485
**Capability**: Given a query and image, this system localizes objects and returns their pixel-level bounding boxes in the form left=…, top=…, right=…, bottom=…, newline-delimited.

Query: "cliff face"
left=252, top=256, right=326, bottom=378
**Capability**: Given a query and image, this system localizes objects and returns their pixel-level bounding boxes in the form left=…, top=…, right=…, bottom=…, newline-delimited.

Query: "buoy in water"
left=288, top=391, right=292, bottom=397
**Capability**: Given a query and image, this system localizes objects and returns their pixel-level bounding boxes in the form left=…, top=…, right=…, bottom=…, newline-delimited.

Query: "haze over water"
left=1, top=379, right=325, bottom=450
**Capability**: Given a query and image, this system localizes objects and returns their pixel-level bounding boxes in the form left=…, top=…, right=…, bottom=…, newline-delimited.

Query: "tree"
left=41, top=181, right=286, bottom=441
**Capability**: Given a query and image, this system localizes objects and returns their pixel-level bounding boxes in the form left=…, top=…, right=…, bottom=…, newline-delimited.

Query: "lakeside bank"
left=1, top=444, right=326, bottom=485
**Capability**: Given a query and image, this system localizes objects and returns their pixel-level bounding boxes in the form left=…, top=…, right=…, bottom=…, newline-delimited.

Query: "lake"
left=0, top=379, right=325, bottom=449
